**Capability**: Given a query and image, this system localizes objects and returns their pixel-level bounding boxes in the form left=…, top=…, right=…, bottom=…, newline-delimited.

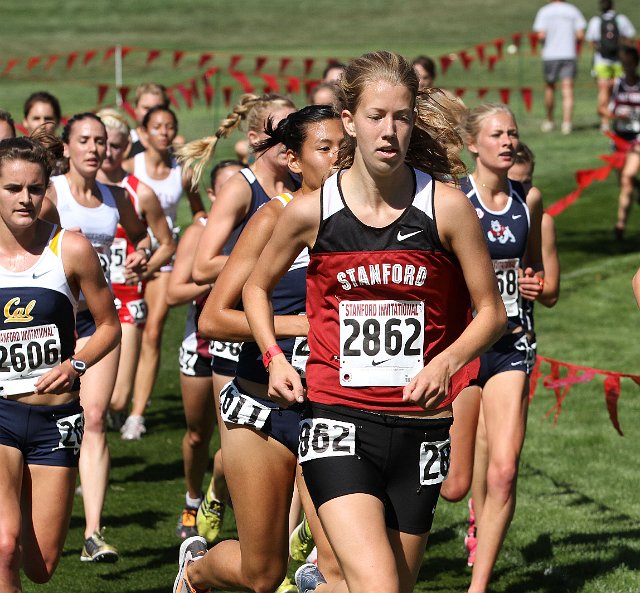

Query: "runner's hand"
left=267, top=356, right=305, bottom=407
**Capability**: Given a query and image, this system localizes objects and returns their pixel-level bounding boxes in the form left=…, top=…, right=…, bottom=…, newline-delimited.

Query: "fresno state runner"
left=243, top=52, right=505, bottom=593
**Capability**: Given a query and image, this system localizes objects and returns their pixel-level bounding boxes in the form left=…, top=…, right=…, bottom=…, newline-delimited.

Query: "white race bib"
left=298, top=418, right=356, bottom=463
left=291, top=336, right=310, bottom=378
left=0, top=324, right=62, bottom=395
left=126, top=299, right=147, bottom=323
left=179, top=347, right=199, bottom=376
left=219, top=381, right=271, bottom=430
left=96, top=248, right=111, bottom=284
left=54, top=412, right=84, bottom=454
left=493, top=258, right=520, bottom=317
left=339, top=300, right=424, bottom=386
left=210, top=340, right=242, bottom=362
left=109, top=237, right=128, bottom=285
left=419, top=438, right=451, bottom=486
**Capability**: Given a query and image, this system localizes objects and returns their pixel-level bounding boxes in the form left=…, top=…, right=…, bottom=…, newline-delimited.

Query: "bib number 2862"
left=339, top=300, right=424, bottom=387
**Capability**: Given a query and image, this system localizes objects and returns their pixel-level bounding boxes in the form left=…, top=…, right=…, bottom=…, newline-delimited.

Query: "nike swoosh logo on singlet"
left=397, top=230, right=423, bottom=241
left=512, top=215, right=522, bottom=220
left=32, top=269, right=52, bottom=279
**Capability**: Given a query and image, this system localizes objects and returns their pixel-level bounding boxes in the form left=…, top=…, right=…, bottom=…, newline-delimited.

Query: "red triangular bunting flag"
left=493, top=38, right=504, bottom=57
left=83, top=50, right=98, bottom=66
left=546, top=188, right=583, bottom=217
left=304, top=79, right=321, bottom=96
left=190, top=78, right=199, bottom=99
left=198, top=52, right=213, bottom=68
left=223, top=86, right=233, bottom=107
left=455, top=88, right=465, bottom=98
left=45, top=54, right=60, bottom=70
left=499, top=88, right=510, bottom=104
left=27, top=56, right=41, bottom=71
left=528, top=32, right=540, bottom=54
left=229, top=54, right=243, bottom=70
left=15, top=123, right=29, bottom=136
left=303, top=58, right=315, bottom=76
left=475, top=44, right=485, bottom=63
left=66, top=52, right=78, bottom=69
left=529, top=359, right=542, bottom=401
left=603, top=375, right=623, bottom=435
left=103, top=47, right=115, bottom=62
left=255, top=56, right=267, bottom=73
left=2, top=58, right=19, bottom=76
left=121, top=101, right=137, bottom=121
left=121, top=46, right=133, bottom=59
left=459, top=51, right=474, bottom=70
left=173, top=51, right=185, bottom=67
left=203, top=66, right=220, bottom=79
left=203, top=80, right=214, bottom=107
left=478, top=87, right=489, bottom=99
left=229, top=70, right=255, bottom=93
left=166, top=88, right=180, bottom=109
left=279, top=57, right=291, bottom=74
left=439, top=55, right=452, bottom=76
left=488, top=55, right=498, bottom=71
left=97, top=84, right=110, bottom=106
left=176, top=84, right=194, bottom=109
left=260, top=73, right=280, bottom=93
left=520, top=87, right=533, bottom=112
left=286, top=76, right=301, bottom=94
left=118, top=86, right=130, bottom=104
left=146, top=49, right=161, bottom=65
left=511, top=32, right=522, bottom=48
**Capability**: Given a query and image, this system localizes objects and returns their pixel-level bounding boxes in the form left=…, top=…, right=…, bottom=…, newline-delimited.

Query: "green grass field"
left=2, top=1, right=640, bottom=591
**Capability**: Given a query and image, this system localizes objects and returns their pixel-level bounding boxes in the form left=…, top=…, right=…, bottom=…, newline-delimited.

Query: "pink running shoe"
left=464, top=498, right=476, bottom=567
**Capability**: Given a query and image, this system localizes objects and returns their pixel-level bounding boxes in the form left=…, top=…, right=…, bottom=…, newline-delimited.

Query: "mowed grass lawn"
left=1, top=1, right=639, bottom=591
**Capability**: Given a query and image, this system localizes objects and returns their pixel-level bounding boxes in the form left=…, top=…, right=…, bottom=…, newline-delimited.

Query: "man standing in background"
left=586, top=0, right=636, bottom=131
left=534, top=0, right=587, bottom=134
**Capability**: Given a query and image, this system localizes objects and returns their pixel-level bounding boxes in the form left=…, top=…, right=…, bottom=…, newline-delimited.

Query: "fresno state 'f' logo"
left=3, top=297, right=36, bottom=323
left=487, top=220, right=516, bottom=244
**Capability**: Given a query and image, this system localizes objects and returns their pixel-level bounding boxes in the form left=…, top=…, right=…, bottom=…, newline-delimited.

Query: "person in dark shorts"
left=0, top=132, right=120, bottom=587
left=242, top=52, right=506, bottom=593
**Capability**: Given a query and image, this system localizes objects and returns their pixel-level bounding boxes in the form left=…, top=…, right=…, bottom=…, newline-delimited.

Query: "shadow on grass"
left=68, top=508, right=171, bottom=532
left=110, top=458, right=184, bottom=485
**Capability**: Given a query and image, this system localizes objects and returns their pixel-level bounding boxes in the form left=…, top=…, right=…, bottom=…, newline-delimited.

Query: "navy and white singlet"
left=236, top=193, right=309, bottom=384
left=0, top=226, right=78, bottom=397
left=460, top=175, right=530, bottom=329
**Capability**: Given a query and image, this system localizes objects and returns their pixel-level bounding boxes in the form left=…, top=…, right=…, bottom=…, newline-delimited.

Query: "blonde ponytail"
left=178, top=93, right=296, bottom=187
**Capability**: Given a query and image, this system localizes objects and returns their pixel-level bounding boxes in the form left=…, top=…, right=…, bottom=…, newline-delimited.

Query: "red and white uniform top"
left=110, top=175, right=146, bottom=299
left=305, top=168, right=474, bottom=413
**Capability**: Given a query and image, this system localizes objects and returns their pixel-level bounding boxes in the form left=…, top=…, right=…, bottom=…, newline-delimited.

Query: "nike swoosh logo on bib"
left=32, top=269, right=52, bottom=279
left=397, top=230, right=422, bottom=241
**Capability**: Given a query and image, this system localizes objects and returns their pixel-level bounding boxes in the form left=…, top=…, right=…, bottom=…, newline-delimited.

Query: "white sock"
left=186, top=492, right=202, bottom=509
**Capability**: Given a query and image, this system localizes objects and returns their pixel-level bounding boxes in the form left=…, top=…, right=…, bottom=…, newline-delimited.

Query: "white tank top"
left=52, top=175, right=120, bottom=283
left=133, top=152, right=183, bottom=227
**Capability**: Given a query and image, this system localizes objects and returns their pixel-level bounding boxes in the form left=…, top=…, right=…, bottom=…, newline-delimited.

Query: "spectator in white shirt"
left=533, top=0, right=587, bottom=134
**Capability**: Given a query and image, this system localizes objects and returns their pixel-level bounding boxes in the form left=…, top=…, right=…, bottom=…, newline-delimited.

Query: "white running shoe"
left=295, top=563, right=326, bottom=593
left=120, top=415, right=146, bottom=441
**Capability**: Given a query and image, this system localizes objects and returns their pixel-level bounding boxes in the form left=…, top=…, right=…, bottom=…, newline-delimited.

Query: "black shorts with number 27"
left=299, top=402, right=453, bottom=534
